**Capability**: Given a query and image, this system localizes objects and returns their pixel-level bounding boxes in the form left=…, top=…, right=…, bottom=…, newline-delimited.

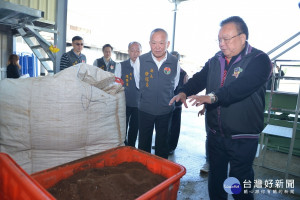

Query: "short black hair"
left=102, top=44, right=113, bottom=51
left=220, top=16, right=249, bottom=40
left=72, top=36, right=83, bottom=42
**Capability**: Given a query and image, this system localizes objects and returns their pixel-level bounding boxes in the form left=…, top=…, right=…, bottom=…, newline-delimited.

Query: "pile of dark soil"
left=48, top=162, right=166, bottom=200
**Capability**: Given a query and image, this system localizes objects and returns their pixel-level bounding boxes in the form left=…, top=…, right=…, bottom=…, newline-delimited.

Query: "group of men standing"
left=59, top=38, right=116, bottom=73
left=59, top=16, right=272, bottom=200
left=59, top=30, right=187, bottom=160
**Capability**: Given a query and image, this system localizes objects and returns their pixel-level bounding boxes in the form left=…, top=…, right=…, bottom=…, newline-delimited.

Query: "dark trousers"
left=168, top=106, right=182, bottom=151
left=125, top=106, right=139, bottom=147
left=138, top=110, right=172, bottom=159
left=205, top=117, right=209, bottom=162
left=207, top=131, right=258, bottom=200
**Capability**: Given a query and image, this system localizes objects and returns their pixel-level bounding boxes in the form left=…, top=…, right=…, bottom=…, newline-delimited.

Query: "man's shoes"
left=200, top=163, right=209, bottom=173
left=168, top=150, right=175, bottom=155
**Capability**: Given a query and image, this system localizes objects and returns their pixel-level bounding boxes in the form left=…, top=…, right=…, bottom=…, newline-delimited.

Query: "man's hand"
left=198, top=106, right=206, bottom=117
left=188, top=95, right=211, bottom=107
left=169, top=92, right=188, bottom=108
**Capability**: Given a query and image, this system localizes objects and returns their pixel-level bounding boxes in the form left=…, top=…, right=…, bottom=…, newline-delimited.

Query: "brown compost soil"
left=47, top=162, right=166, bottom=200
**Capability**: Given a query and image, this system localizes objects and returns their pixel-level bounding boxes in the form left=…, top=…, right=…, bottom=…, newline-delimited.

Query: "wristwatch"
left=207, top=93, right=218, bottom=104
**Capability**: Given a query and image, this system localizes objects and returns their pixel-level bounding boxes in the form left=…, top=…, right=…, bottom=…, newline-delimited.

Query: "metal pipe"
left=275, top=59, right=300, bottom=62
left=271, top=41, right=300, bottom=61
left=54, top=0, right=68, bottom=74
left=285, top=85, right=300, bottom=179
left=267, top=31, right=300, bottom=55
left=171, top=2, right=177, bottom=52
left=280, top=64, right=300, bottom=67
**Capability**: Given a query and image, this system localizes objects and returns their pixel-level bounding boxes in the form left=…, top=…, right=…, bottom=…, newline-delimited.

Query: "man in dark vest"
left=93, top=44, right=116, bottom=73
left=170, top=16, right=272, bottom=200
left=168, top=51, right=188, bottom=155
left=115, top=41, right=142, bottom=147
left=60, top=36, right=86, bottom=71
left=133, top=28, right=181, bottom=159
left=266, top=64, right=285, bottom=91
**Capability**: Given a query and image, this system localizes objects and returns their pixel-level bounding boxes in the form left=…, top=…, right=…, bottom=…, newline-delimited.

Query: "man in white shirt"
left=133, top=28, right=180, bottom=159
left=115, top=42, right=142, bottom=147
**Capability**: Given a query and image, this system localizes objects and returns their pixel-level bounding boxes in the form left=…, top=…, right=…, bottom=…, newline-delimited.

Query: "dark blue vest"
left=139, top=52, right=178, bottom=115
left=96, top=57, right=116, bottom=73
left=67, top=50, right=86, bottom=66
left=121, top=59, right=139, bottom=107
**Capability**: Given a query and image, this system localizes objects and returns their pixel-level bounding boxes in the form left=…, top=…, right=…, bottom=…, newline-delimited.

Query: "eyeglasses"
left=74, top=43, right=84, bottom=46
left=218, top=33, right=242, bottom=44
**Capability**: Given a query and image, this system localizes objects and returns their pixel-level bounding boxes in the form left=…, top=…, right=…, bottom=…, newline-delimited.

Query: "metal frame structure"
left=259, top=31, right=300, bottom=178
left=168, top=0, right=188, bottom=52
left=0, top=0, right=68, bottom=75
left=54, top=0, right=68, bottom=74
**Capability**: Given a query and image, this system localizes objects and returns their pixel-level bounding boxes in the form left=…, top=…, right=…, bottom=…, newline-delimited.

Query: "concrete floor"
left=152, top=106, right=300, bottom=200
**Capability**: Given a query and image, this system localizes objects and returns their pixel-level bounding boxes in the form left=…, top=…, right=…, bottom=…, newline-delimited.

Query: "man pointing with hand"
left=169, top=16, right=271, bottom=200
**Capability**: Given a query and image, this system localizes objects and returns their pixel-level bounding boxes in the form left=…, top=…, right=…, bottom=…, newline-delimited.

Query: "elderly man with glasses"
left=170, top=16, right=272, bottom=200
left=59, top=36, right=86, bottom=71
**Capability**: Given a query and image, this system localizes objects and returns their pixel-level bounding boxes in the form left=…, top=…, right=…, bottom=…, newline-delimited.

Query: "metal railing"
left=267, top=32, right=300, bottom=61
left=262, top=31, right=300, bottom=178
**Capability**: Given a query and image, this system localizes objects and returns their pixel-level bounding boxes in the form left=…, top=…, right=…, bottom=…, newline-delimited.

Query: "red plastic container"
left=0, top=152, right=54, bottom=200
left=0, top=146, right=186, bottom=200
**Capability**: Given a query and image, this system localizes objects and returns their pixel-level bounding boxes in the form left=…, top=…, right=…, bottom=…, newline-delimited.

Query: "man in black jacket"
left=266, top=64, right=285, bottom=91
left=170, top=16, right=272, bottom=200
left=168, top=51, right=188, bottom=155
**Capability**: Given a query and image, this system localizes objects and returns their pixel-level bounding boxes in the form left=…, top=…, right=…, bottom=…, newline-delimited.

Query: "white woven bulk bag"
left=0, top=77, right=33, bottom=171
left=0, top=63, right=126, bottom=174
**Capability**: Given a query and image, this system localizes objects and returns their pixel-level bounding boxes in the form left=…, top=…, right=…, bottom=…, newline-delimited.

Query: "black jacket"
left=7, top=64, right=20, bottom=78
left=181, top=43, right=272, bottom=137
